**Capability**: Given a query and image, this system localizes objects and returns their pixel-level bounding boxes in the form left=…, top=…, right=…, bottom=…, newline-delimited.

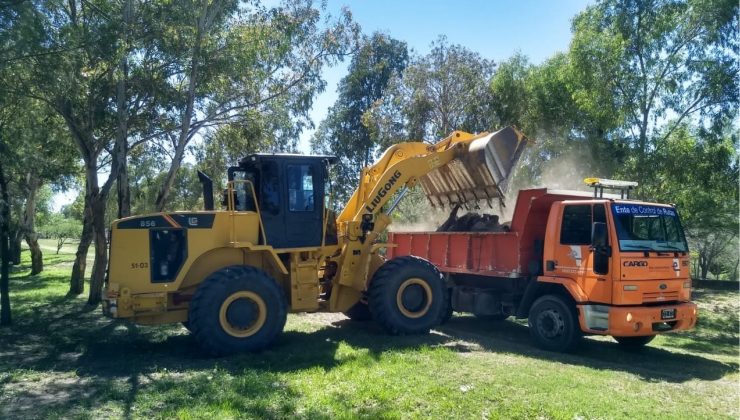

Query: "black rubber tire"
left=614, top=335, right=655, bottom=350
left=343, top=301, right=373, bottom=321
left=188, top=265, right=287, bottom=356
left=368, top=256, right=447, bottom=335
left=528, top=294, right=582, bottom=352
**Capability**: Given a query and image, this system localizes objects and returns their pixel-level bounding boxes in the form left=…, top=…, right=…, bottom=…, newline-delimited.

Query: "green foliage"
left=569, top=0, right=738, bottom=169
left=39, top=214, right=82, bottom=254
left=393, top=36, right=496, bottom=140
left=311, top=32, right=409, bottom=205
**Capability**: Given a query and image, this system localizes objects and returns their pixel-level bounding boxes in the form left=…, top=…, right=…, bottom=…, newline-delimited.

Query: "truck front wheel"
left=528, top=295, right=582, bottom=352
left=368, top=256, right=447, bottom=335
left=188, top=265, right=287, bottom=355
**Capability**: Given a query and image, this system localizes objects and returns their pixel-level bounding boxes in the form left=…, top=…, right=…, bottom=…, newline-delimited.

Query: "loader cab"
left=227, top=154, right=337, bottom=249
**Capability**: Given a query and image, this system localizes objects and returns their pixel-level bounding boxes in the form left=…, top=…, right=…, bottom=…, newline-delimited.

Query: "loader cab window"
left=287, top=165, right=315, bottom=212
left=560, top=204, right=592, bottom=245
left=231, top=170, right=256, bottom=212
left=260, top=162, right=280, bottom=215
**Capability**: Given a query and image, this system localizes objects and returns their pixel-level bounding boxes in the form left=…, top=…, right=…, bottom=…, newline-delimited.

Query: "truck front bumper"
left=577, top=302, right=697, bottom=336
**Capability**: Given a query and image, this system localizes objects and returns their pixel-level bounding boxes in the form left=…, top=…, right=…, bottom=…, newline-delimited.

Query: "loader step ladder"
left=584, top=177, right=638, bottom=199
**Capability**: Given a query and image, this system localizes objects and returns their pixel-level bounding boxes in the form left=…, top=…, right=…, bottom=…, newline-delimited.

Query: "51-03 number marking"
left=131, top=262, right=149, bottom=269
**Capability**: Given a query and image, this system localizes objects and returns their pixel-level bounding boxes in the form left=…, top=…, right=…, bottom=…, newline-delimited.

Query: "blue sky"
left=297, top=0, right=594, bottom=152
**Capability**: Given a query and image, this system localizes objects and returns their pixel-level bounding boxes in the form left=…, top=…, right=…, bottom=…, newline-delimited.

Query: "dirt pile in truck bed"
left=435, top=205, right=510, bottom=233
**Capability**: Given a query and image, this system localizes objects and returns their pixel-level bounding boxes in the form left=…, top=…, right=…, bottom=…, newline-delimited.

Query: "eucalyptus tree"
left=394, top=37, right=496, bottom=141
left=568, top=0, right=738, bottom=183
left=147, top=0, right=359, bottom=212
left=311, top=33, right=409, bottom=204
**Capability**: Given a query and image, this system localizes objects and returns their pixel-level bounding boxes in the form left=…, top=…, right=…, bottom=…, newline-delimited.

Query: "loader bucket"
left=419, top=126, right=529, bottom=208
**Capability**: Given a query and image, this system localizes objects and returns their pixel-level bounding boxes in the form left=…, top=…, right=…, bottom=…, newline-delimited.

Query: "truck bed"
left=387, top=231, right=522, bottom=278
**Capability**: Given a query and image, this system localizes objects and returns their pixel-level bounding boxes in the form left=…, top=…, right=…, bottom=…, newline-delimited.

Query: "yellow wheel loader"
left=102, top=127, right=529, bottom=354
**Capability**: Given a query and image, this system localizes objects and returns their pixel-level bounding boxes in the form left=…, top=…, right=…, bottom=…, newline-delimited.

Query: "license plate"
left=661, top=308, right=676, bottom=320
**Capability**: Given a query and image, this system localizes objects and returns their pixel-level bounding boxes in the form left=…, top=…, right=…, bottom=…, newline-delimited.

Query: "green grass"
left=1, top=250, right=738, bottom=419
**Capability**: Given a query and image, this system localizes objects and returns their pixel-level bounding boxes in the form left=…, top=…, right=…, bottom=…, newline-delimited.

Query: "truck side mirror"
left=592, top=222, right=608, bottom=249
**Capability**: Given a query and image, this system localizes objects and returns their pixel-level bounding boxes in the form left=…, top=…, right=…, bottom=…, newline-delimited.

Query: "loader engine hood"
left=419, top=126, right=529, bottom=208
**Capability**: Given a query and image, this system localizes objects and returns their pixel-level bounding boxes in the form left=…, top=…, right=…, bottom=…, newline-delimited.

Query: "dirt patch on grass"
left=1, top=375, right=96, bottom=418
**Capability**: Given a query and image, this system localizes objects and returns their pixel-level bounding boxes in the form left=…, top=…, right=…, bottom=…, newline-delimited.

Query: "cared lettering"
left=364, top=170, right=402, bottom=213
left=623, top=260, right=648, bottom=267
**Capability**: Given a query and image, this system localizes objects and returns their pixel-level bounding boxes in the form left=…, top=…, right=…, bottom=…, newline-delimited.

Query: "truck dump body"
left=388, top=188, right=594, bottom=279
left=388, top=232, right=521, bottom=278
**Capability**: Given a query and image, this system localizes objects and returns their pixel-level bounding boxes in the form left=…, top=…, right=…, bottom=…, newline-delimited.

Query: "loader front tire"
left=188, top=265, right=287, bottom=356
left=368, top=256, right=447, bottom=335
left=344, top=301, right=372, bottom=321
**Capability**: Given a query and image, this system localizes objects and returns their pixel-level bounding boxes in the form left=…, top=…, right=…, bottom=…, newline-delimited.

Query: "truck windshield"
left=611, top=204, right=688, bottom=252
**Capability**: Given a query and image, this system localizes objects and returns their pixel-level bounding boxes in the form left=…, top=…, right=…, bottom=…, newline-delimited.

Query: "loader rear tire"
left=188, top=265, right=287, bottom=356
left=368, top=256, right=447, bottom=335
left=344, top=301, right=372, bottom=321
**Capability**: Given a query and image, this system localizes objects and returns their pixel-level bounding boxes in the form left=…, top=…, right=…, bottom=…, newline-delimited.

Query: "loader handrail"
left=226, top=179, right=267, bottom=245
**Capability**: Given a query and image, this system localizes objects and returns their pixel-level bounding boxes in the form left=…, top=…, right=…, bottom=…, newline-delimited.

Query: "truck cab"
left=543, top=198, right=695, bottom=339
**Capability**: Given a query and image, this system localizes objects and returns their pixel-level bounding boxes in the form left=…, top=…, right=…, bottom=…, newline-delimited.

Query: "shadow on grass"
left=1, top=265, right=737, bottom=417
left=434, top=315, right=737, bottom=383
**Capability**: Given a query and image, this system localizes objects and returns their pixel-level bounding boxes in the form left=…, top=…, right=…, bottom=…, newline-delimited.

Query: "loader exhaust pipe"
left=197, top=170, right=214, bottom=211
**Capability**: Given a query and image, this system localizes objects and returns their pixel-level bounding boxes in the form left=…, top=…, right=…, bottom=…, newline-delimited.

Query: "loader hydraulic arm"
left=337, top=131, right=477, bottom=226
left=327, top=127, right=529, bottom=313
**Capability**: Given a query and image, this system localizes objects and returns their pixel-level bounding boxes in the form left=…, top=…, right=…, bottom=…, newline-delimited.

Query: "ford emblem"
left=659, top=283, right=667, bottom=290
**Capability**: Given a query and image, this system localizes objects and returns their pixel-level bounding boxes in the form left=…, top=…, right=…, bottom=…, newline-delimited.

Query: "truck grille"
left=643, top=291, right=679, bottom=303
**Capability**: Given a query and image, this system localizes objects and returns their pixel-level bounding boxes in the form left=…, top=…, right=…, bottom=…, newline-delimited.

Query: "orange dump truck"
left=388, top=182, right=697, bottom=351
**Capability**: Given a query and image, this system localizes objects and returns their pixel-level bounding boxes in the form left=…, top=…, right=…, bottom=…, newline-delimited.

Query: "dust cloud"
left=389, top=142, right=598, bottom=232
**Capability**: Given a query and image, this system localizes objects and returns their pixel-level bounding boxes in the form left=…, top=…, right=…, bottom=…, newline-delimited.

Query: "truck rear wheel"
left=188, top=265, right=287, bottom=355
left=614, top=335, right=655, bottom=350
left=368, top=256, right=447, bottom=335
left=528, top=295, right=581, bottom=352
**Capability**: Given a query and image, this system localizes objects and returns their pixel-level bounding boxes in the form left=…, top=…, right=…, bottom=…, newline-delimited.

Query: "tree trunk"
left=26, top=236, right=42, bottom=275
left=69, top=186, right=94, bottom=295
left=87, top=197, right=108, bottom=305
left=0, top=161, right=12, bottom=326
left=699, top=257, right=709, bottom=281
left=154, top=2, right=207, bottom=212
left=23, top=177, right=42, bottom=275
left=9, top=230, right=21, bottom=265
left=116, top=155, right=130, bottom=219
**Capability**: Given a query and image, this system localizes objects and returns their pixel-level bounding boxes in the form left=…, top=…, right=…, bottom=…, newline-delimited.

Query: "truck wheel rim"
left=219, top=291, right=267, bottom=338
left=536, top=308, right=565, bottom=339
left=396, top=278, right=433, bottom=319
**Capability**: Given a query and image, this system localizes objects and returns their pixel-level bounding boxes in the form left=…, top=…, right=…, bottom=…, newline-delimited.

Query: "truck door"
left=550, top=203, right=611, bottom=303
